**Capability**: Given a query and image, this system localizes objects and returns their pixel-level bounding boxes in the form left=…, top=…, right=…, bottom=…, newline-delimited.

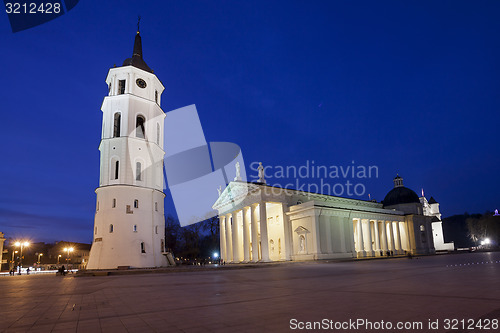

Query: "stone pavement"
left=1, top=252, right=499, bottom=333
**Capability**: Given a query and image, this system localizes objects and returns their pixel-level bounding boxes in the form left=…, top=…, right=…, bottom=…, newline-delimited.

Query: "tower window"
left=156, top=123, right=160, bottom=145
left=95, top=227, right=97, bottom=234
left=113, top=113, right=121, bottom=137
left=133, top=225, right=137, bottom=232
left=136, top=115, right=145, bottom=139
left=112, top=160, right=119, bottom=180
left=96, top=201, right=99, bottom=211
left=155, top=202, right=158, bottom=211
left=134, top=199, right=139, bottom=209
left=112, top=198, right=116, bottom=208
left=155, top=225, right=158, bottom=234
left=136, top=162, right=142, bottom=181
left=109, top=224, right=114, bottom=233
left=115, top=161, right=119, bottom=179
left=141, top=242, right=146, bottom=253
left=118, top=80, right=126, bottom=94
left=161, top=239, right=164, bottom=252
left=155, top=90, right=158, bottom=104
left=108, top=82, right=112, bottom=94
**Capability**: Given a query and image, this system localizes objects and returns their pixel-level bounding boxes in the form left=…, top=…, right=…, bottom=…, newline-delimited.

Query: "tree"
left=466, top=212, right=500, bottom=247
left=164, top=215, right=221, bottom=261
left=165, top=215, right=181, bottom=254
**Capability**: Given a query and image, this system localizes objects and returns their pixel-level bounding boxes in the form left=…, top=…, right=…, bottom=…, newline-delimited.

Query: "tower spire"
left=132, top=28, right=143, bottom=58
left=122, top=19, right=152, bottom=73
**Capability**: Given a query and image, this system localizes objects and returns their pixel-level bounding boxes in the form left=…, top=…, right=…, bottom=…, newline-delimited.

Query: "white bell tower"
left=87, top=26, right=169, bottom=269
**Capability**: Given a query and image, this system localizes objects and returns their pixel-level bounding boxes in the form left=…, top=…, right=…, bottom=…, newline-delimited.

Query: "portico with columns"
left=213, top=178, right=435, bottom=263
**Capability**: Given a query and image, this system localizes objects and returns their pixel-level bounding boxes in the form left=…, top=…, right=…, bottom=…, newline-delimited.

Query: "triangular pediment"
left=294, top=226, right=309, bottom=234
left=212, top=181, right=260, bottom=210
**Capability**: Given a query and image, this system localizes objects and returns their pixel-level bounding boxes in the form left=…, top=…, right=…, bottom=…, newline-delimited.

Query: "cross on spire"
left=137, top=15, right=141, bottom=34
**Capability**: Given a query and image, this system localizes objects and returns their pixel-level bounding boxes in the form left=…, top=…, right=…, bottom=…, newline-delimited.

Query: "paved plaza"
left=1, top=252, right=499, bottom=333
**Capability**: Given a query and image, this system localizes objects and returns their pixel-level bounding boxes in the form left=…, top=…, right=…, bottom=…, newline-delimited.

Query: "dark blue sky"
left=1, top=1, right=499, bottom=243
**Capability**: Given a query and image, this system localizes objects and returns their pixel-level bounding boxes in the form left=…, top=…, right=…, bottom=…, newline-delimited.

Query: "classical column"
left=242, top=207, right=250, bottom=262
left=259, top=202, right=270, bottom=262
left=280, top=203, right=292, bottom=260
left=225, top=213, right=233, bottom=262
left=232, top=211, right=240, bottom=262
left=364, top=219, right=374, bottom=256
left=338, top=216, right=347, bottom=253
left=373, top=220, right=381, bottom=256
left=356, top=219, right=365, bottom=257
left=387, top=221, right=396, bottom=254
left=395, top=221, right=403, bottom=254
left=346, top=217, right=356, bottom=254
left=404, top=222, right=413, bottom=253
left=324, top=217, right=333, bottom=254
left=219, top=216, right=226, bottom=261
left=250, top=204, right=259, bottom=262
left=379, top=220, right=388, bottom=253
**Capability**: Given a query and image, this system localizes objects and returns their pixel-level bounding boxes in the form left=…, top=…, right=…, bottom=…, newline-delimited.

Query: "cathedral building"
left=213, top=173, right=441, bottom=263
left=87, top=28, right=170, bottom=269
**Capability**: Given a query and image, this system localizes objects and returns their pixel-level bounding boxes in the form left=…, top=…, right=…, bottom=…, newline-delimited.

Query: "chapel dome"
left=383, top=186, right=420, bottom=207
left=382, top=174, right=420, bottom=207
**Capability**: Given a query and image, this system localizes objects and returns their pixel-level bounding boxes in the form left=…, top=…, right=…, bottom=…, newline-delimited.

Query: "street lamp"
left=57, top=254, right=62, bottom=264
left=14, top=241, right=30, bottom=273
left=37, top=253, right=43, bottom=264
left=11, top=250, right=18, bottom=270
left=63, top=247, right=74, bottom=265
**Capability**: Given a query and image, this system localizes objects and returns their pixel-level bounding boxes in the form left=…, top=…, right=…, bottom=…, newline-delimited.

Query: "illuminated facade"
left=213, top=175, right=438, bottom=262
left=87, top=29, right=169, bottom=269
left=420, top=195, right=455, bottom=251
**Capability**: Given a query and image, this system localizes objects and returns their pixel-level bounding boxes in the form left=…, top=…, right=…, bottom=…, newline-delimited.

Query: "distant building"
left=420, top=195, right=455, bottom=251
left=213, top=173, right=441, bottom=262
left=0, top=232, right=6, bottom=269
left=48, top=241, right=91, bottom=269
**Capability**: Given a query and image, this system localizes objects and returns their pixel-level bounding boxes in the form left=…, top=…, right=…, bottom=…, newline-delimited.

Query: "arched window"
left=133, top=225, right=137, bottom=232
left=161, top=239, right=164, bottom=252
left=136, top=162, right=142, bottom=181
left=112, top=198, right=116, bottom=208
left=114, top=160, right=119, bottom=180
left=113, top=113, right=121, bottom=137
left=155, top=225, right=158, bottom=234
left=155, top=90, right=158, bottom=104
left=156, top=123, right=160, bottom=145
left=95, top=227, right=97, bottom=234
left=141, top=242, right=146, bottom=253
left=136, top=115, right=145, bottom=139
left=109, top=224, right=114, bottom=233
left=134, top=199, right=139, bottom=209
left=155, top=202, right=158, bottom=211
